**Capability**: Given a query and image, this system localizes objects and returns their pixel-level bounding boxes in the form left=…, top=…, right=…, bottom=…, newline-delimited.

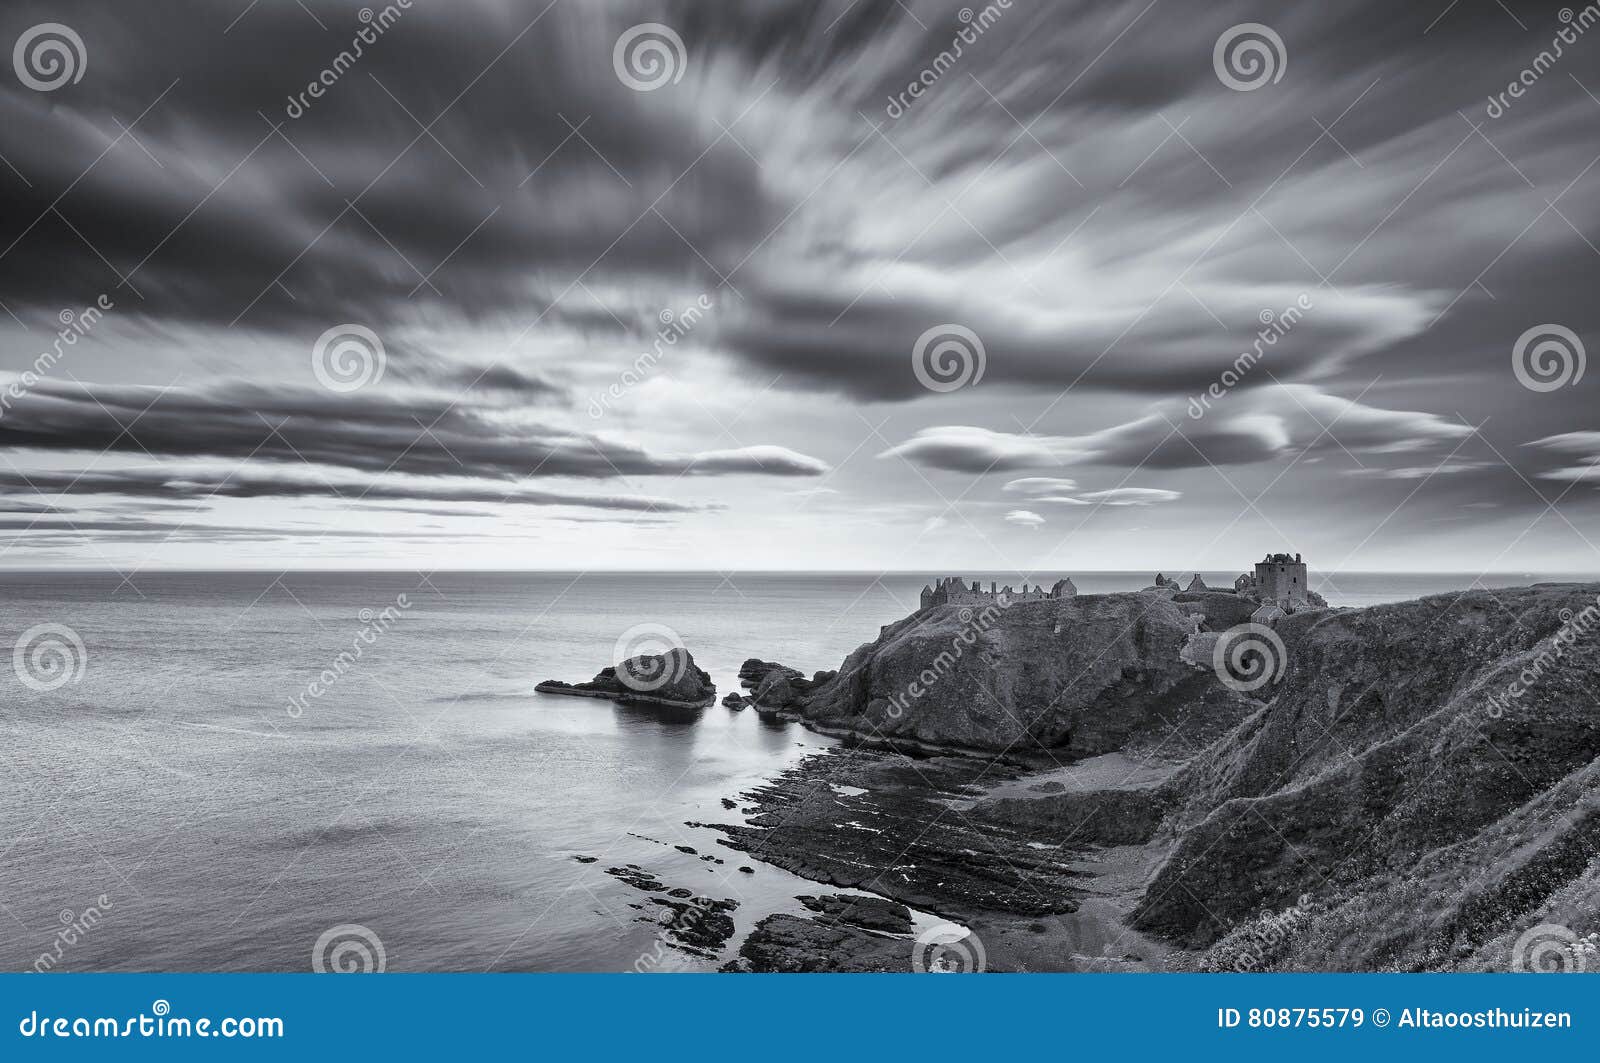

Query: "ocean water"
left=0, top=569, right=1586, bottom=972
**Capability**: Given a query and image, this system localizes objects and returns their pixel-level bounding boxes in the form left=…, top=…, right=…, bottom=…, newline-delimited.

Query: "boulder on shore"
left=739, top=658, right=803, bottom=689
left=536, top=647, right=715, bottom=709
left=752, top=667, right=831, bottom=711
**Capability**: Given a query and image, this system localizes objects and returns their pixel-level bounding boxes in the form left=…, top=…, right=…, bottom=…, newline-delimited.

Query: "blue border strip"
left=3, top=973, right=1594, bottom=1058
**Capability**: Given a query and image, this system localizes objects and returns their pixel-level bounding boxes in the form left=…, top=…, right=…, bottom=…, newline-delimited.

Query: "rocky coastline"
left=690, top=582, right=1600, bottom=972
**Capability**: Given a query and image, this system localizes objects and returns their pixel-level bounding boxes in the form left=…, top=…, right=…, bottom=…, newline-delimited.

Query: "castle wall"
left=1253, top=560, right=1308, bottom=605
left=923, top=560, right=1307, bottom=613
left=920, top=577, right=1064, bottom=610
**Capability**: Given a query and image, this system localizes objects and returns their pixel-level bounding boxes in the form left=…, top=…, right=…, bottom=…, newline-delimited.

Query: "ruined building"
left=919, top=576, right=1077, bottom=611
left=1238, top=552, right=1313, bottom=610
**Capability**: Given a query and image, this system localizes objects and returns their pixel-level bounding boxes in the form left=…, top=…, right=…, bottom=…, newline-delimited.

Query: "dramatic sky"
left=0, top=0, right=1596, bottom=573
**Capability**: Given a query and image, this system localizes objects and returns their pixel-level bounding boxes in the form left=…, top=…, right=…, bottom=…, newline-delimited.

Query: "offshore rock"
left=536, top=647, right=715, bottom=709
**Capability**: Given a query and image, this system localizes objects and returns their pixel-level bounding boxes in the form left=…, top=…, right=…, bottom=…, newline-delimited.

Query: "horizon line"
left=0, top=566, right=1591, bottom=577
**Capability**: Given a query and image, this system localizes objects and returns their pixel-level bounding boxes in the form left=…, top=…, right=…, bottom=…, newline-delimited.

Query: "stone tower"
left=1253, top=551, right=1308, bottom=607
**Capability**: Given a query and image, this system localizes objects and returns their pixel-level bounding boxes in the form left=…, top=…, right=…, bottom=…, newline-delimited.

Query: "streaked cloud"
left=880, top=385, right=1474, bottom=473
left=0, top=376, right=828, bottom=482
left=0, top=0, right=1594, bottom=569
left=0, top=467, right=714, bottom=514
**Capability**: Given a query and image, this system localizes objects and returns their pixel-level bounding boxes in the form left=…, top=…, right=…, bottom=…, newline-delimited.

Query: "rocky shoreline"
left=682, top=582, right=1600, bottom=972
left=698, top=743, right=1180, bottom=971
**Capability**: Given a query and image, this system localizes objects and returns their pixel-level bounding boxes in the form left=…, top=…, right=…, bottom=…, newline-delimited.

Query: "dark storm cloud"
left=0, top=0, right=770, bottom=334
left=0, top=376, right=828, bottom=481
left=3, top=0, right=1592, bottom=408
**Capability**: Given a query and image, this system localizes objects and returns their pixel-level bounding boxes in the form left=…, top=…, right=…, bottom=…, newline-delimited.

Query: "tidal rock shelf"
left=724, top=893, right=921, bottom=973
left=706, top=747, right=1089, bottom=919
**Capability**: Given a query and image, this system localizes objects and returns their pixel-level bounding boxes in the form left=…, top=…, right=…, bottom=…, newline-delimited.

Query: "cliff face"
left=795, top=592, right=1238, bottom=756
left=776, top=582, right=1600, bottom=971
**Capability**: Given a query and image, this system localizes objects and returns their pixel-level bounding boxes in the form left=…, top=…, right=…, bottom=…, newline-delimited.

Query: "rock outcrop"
left=739, top=658, right=803, bottom=689
left=742, top=664, right=830, bottom=711
left=789, top=592, right=1237, bottom=756
left=536, top=647, right=715, bottom=709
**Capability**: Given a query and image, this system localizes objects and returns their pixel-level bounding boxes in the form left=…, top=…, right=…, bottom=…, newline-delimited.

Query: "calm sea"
left=0, top=569, right=1584, bottom=972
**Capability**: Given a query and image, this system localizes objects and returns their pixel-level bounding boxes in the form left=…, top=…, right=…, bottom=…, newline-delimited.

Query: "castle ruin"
left=1244, top=551, right=1310, bottom=609
left=1149, top=551, right=1322, bottom=613
left=919, top=576, right=1077, bottom=611
left=919, top=552, right=1320, bottom=614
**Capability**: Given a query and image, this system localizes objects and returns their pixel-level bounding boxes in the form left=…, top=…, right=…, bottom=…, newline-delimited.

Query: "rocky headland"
left=709, top=583, right=1600, bottom=972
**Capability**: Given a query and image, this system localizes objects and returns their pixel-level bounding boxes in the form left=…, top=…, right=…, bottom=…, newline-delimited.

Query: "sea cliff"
left=717, top=582, right=1600, bottom=972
